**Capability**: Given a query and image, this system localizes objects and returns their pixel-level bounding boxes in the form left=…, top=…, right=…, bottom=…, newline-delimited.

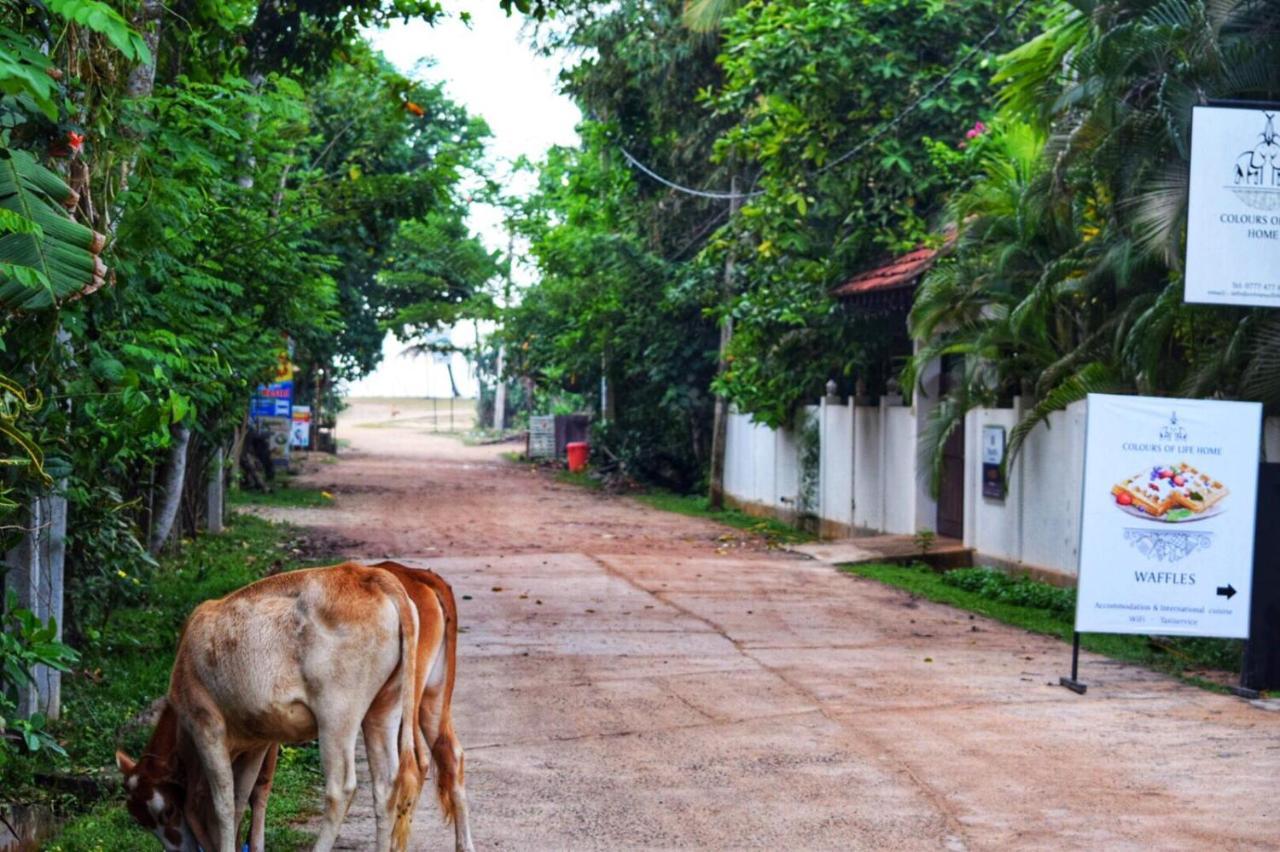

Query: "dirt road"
left=264, top=400, right=1279, bottom=850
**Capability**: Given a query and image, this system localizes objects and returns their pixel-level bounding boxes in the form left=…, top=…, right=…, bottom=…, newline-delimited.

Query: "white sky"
left=346, top=2, right=581, bottom=398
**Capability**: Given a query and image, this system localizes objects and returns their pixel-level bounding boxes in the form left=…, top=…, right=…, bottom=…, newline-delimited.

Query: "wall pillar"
left=4, top=492, right=67, bottom=720
left=910, top=350, right=941, bottom=533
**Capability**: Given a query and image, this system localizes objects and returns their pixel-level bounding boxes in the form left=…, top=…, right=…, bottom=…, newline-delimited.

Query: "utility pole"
left=708, top=174, right=741, bottom=510
left=493, top=231, right=513, bottom=431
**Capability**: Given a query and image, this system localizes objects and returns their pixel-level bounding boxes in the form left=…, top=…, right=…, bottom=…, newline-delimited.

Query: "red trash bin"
left=566, top=441, right=589, bottom=472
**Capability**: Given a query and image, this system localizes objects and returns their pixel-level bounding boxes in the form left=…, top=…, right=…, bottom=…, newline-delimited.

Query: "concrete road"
left=264, top=400, right=1278, bottom=850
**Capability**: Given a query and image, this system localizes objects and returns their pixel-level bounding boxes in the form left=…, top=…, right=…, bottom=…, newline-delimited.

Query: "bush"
left=942, top=567, right=1076, bottom=616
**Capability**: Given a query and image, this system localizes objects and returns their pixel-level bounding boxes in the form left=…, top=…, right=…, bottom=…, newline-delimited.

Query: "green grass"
left=555, top=469, right=603, bottom=490
left=634, top=489, right=815, bottom=546
left=228, top=482, right=333, bottom=508
left=41, top=513, right=320, bottom=850
left=846, top=563, right=1245, bottom=692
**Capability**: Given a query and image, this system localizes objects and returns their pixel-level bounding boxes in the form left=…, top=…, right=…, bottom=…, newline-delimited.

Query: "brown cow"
left=195, top=562, right=475, bottom=851
left=117, top=563, right=423, bottom=852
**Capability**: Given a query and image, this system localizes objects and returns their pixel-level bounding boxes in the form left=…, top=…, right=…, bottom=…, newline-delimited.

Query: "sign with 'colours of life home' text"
left=1185, top=103, right=1280, bottom=306
left=1075, top=394, right=1261, bottom=639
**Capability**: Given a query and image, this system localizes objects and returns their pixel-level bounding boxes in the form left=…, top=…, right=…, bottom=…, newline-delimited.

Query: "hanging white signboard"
left=1185, top=104, right=1280, bottom=306
left=1075, top=394, right=1261, bottom=638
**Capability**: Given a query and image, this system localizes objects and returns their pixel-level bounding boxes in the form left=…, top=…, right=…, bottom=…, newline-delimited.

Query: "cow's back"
left=170, top=563, right=407, bottom=746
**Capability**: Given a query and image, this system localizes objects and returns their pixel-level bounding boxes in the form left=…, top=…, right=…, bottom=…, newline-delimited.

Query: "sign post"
left=1185, top=102, right=1280, bottom=307
left=1064, top=394, right=1262, bottom=693
left=249, top=351, right=295, bottom=468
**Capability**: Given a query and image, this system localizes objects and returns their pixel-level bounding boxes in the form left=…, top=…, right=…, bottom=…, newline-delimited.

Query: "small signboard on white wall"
left=1075, top=394, right=1261, bottom=638
left=1185, top=104, right=1280, bottom=306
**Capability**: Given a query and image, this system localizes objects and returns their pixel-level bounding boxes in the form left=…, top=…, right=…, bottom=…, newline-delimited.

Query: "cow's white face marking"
left=149, top=790, right=166, bottom=815
left=126, top=775, right=138, bottom=791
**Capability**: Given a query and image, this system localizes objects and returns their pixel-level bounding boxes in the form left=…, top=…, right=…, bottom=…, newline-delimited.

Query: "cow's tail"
left=390, top=583, right=422, bottom=851
left=427, top=575, right=462, bottom=825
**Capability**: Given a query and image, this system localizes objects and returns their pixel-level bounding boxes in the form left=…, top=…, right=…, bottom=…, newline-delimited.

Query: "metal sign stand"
left=1059, top=632, right=1087, bottom=694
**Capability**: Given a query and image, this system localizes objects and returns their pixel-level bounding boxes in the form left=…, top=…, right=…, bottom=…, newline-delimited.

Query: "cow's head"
left=117, top=750, right=197, bottom=851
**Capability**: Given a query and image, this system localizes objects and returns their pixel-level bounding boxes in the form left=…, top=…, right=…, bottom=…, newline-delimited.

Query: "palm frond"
left=681, top=0, right=740, bottom=33
left=1124, top=163, right=1187, bottom=265
left=1239, top=316, right=1280, bottom=405
left=1007, top=361, right=1120, bottom=468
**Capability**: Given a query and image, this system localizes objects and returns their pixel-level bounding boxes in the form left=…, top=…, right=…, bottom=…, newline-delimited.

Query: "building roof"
left=831, top=245, right=940, bottom=299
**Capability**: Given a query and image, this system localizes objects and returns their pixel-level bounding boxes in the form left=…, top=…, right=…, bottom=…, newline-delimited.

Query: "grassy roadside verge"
left=228, top=473, right=334, bottom=508
left=847, top=563, right=1246, bottom=693
left=633, top=490, right=814, bottom=546
left=41, top=513, right=320, bottom=851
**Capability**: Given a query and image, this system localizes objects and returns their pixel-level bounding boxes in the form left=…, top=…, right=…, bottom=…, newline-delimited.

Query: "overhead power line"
left=616, top=0, right=1031, bottom=200
left=617, top=146, right=763, bottom=201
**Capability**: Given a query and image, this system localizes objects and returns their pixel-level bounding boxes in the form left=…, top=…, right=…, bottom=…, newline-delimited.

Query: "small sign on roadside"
left=981, top=425, right=1005, bottom=500
left=291, top=405, right=312, bottom=449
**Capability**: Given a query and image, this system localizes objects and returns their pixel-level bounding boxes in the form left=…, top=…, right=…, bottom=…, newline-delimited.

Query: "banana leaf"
left=0, top=148, right=107, bottom=312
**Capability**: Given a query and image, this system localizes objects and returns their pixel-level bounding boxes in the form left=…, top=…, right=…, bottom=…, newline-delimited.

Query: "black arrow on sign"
left=1216, top=584, right=1237, bottom=600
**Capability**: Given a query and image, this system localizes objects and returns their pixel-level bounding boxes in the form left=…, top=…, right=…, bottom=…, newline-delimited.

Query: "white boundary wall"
left=724, top=392, right=936, bottom=539
left=963, top=401, right=1086, bottom=577
left=724, top=391, right=1279, bottom=579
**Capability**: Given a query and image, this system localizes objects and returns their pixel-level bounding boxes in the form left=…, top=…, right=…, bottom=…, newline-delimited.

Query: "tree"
left=707, top=0, right=1047, bottom=426
left=0, top=0, right=495, bottom=779
left=907, top=0, right=1280, bottom=481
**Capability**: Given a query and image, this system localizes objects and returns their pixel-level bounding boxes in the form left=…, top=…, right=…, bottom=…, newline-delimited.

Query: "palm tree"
left=681, top=0, right=742, bottom=33
left=908, top=0, right=1280, bottom=484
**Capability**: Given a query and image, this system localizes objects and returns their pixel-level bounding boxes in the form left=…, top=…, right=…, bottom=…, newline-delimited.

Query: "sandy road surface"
left=258, top=400, right=1279, bottom=850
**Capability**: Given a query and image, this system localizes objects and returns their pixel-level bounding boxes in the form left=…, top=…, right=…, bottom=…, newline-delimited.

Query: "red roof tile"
left=831, top=246, right=939, bottom=298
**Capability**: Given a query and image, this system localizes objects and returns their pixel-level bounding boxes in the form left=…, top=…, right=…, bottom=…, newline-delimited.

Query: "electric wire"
left=616, top=0, right=1031, bottom=200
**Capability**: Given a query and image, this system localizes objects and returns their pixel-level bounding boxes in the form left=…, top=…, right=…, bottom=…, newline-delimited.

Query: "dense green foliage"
left=510, top=0, right=1280, bottom=497
left=708, top=0, right=1046, bottom=425
left=508, top=0, right=733, bottom=485
left=508, top=0, right=1046, bottom=491
left=0, top=0, right=495, bottom=796
left=908, top=0, right=1280, bottom=474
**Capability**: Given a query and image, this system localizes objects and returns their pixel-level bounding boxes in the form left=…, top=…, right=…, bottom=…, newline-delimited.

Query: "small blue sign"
left=251, top=380, right=292, bottom=419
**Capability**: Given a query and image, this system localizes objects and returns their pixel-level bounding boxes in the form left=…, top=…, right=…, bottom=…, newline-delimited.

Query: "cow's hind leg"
left=311, top=715, right=362, bottom=852
left=363, top=695, right=405, bottom=852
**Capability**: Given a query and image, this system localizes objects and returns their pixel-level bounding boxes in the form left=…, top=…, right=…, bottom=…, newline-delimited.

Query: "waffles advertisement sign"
left=1075, top=394, right=1261, bottom=638
left=1185, top=104, right=1280, bottom=307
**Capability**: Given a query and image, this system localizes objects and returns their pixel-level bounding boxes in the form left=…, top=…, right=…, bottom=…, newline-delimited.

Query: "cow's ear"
left=116, top=750, right=137, bottom=775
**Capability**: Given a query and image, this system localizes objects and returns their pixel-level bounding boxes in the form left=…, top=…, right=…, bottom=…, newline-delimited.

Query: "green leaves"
left=0, top=593, right=78, bottom=759
left=45, top=0, right=153, bottom=63
left=909, top=0, right=1280, bottom=488
left=0, top=26, right=61, bottom=120
left=0, top=149, right=107, bottom=311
